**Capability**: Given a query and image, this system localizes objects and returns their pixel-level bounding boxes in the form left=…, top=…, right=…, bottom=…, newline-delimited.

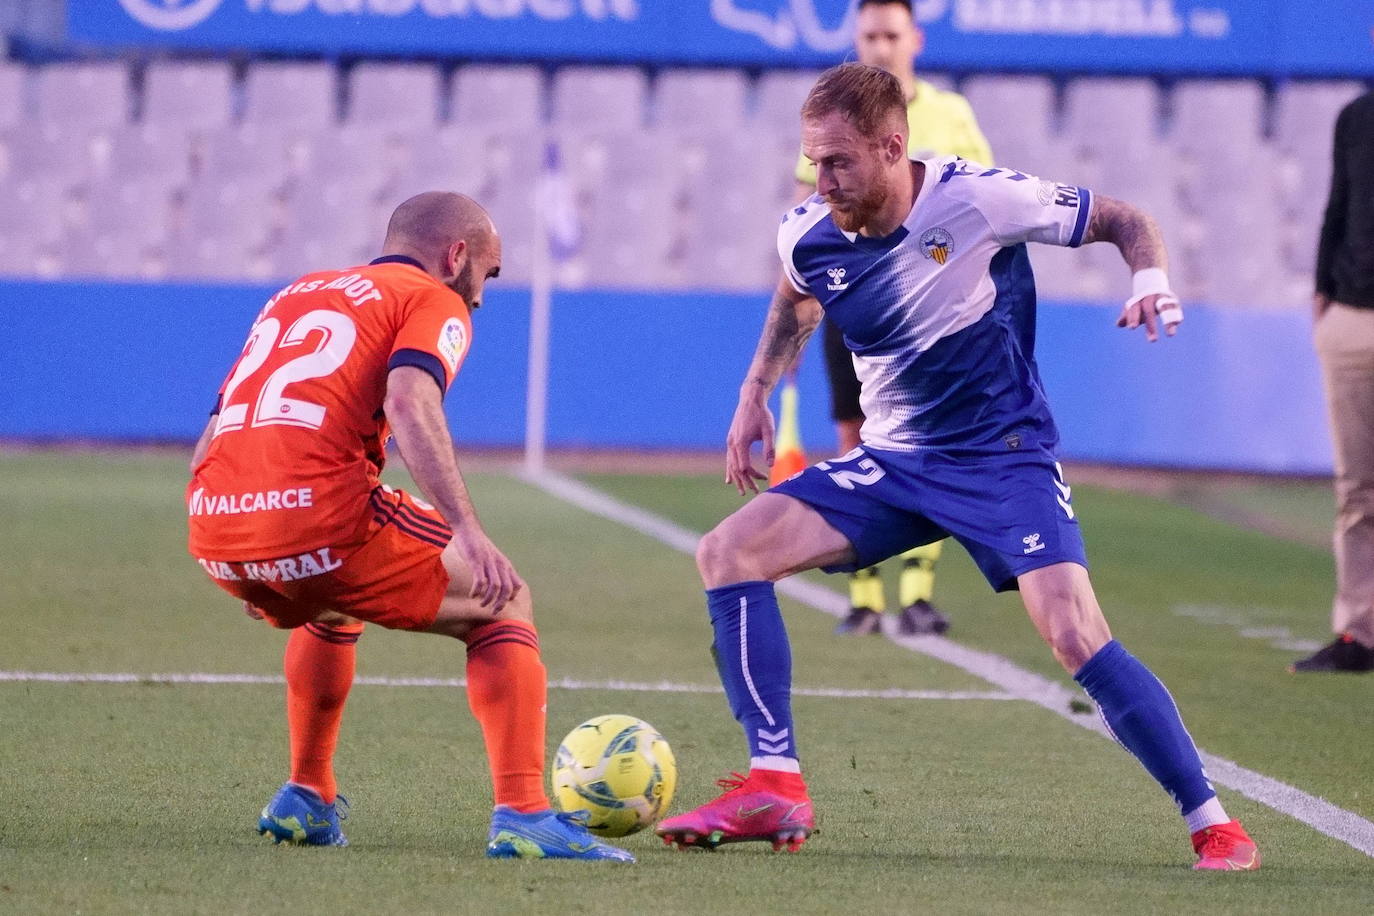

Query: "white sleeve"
left=955, top=165, right=1094, bottom=248
left=776, top=204, right=815, bottom=296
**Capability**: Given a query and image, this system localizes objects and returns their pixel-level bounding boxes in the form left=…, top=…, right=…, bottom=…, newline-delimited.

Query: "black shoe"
left=897, top=600, right=950, bottom=636
left=1289, top=635, right=1374, bottom=673
left=834, top=607, right=883, bottom=636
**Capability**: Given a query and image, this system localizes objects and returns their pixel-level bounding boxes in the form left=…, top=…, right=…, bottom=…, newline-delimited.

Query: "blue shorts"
left=770, top=445, right=1087, bottom=592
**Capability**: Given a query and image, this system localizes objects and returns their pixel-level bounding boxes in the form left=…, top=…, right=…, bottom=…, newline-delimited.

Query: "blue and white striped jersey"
left=778, top=156, right=1094, bottom=452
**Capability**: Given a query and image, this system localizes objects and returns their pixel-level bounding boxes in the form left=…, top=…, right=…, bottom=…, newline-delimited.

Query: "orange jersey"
left=188, top=258, right=471, bottom=561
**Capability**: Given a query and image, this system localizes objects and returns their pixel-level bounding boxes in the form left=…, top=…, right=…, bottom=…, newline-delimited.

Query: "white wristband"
left=1127, top=267, right=1183, bottom=325
left=1131, top=267, right=1171, bottom=299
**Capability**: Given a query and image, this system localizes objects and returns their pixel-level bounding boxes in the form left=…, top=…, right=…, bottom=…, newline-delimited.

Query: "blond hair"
left=800, top=62, right=907, bottom=139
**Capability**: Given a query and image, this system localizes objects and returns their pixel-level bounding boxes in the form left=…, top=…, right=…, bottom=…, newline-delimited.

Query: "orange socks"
left=282, top=618, right=547, bottom=813
left=463, top=620, right=549, bottom=813
left=284, top=622, right=363, bottom=803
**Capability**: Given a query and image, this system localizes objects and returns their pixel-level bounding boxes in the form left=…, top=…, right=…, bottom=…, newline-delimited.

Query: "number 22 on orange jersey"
left=215, top=309, right=357, bottom=437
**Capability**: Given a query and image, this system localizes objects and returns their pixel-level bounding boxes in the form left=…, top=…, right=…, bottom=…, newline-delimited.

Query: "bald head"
left=384, top=191, right=495, bottom=263
left=381, top=191, right=502, bottom=307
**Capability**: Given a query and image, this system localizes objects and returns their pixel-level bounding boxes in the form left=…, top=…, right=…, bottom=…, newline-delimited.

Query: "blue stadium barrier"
left=48, top=0, right=1374, bottom=76
left=0, top=279, right=1331, bottom=473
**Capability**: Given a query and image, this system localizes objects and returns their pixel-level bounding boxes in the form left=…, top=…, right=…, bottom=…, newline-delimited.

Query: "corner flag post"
left=525, top=140, right=580, bottom=476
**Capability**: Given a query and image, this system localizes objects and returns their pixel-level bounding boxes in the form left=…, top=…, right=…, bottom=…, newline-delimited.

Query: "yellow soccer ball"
left=551, top=714, right=677, bottom=837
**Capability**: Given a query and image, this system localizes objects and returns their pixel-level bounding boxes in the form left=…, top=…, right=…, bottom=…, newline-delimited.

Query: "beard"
left=826, top=171, right=890, bottom=234
left=448, top=258, right=479, bottom=308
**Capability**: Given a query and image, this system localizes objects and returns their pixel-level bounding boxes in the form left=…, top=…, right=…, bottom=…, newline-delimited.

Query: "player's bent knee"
left=696, top=522, right=758, bottom=587
left=1041, top=601, right=1111, bottom=671
left=1049, top=626, right=1109, bottom=672
left=427, top=580, right=535, bottom=640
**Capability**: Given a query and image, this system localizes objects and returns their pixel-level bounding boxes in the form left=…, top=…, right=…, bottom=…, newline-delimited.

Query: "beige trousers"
left=1315, top=302, right=1374, bottom=646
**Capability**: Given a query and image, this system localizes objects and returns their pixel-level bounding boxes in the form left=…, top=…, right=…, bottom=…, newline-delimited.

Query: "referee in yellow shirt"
left=792, top=0, right=993, bottom=637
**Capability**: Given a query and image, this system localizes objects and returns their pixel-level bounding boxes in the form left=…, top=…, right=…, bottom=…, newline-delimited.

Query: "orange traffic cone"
left=769, top=377, right=808, bottom=486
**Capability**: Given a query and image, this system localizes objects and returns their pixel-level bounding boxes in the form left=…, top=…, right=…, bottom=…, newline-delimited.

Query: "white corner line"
left=520, top=468, right=1374, bottom=859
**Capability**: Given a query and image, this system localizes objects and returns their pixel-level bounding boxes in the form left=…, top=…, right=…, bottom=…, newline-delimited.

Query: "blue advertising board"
left=0, top=279, right=1333, bottom=474
left=61, top=1, right=1374, bottom=76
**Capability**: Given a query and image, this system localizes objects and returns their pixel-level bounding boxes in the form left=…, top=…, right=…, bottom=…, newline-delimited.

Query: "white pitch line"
left=523, top=469, right=1374, bottom=859
left=0, top=670, right=1012, bottom=702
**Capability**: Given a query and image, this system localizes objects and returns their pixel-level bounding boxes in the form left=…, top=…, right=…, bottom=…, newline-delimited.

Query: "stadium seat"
left=654, top=68, right=751, bottom=131
left=273, top=178, right=380, bottom=277
left=962, top=74, right=1058, bottom=173
left=101, top=124, right=193, bottom=187
left=550, top=128, right=676, bottom=288
left=662, top=129, right=791, bottom=291
left=753, top=69, right=823, bottom=133
left=1062, top=77, right=1162, bottom=155
left=0, top=123, right=100, bottom=190
left=243, top=61, right=338, bottom=128
left=348, top=62, right=443, bottom=132
left=83, top=177, right=174, bottom=249
left=678, top=175, right=778, bottom=291
left=1274, top=80, right=1365, bottom=155
left=1169, top=145, right=1288, bottom=307
left=293, top=125, right=399, bottom=195
left=1168, top=79, right=1265, bottom=155
left=60, top=225, right=149, bottom=279
left=169, top=176, right=278, bottom=279
left=142, top=61, right=235, bottom=132
left=194, top=124, right=299, bottom=188
left=1273, top=80, right=1367, bottom=260
left=449, top=64, right=544, bottom=129
left=34, top=62, right=131, bottom=131
left=0, top=62, right=27, bottom=130
left=0, top=177, right=64, bottom=246
left=551, top=66, right=649, bottom=131
left=392, top=125, right=491, bottom=198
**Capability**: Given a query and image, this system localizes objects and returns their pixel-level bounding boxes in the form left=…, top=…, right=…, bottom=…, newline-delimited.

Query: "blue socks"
left=1075, top=640, right=1216, bottom=815
left=706, top=581, right=799, bottom=772
left=703, top=590, right=1216, bottom=816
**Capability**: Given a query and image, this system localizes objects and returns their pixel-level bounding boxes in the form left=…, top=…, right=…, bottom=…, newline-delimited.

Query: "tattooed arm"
left=1081, top=194, right=1181, bottom=341
left=1080, top=194, right=1168, bottom=272
left=742, top=280, right=823, bottom=400
left=725, top=278, right=823, bottom=494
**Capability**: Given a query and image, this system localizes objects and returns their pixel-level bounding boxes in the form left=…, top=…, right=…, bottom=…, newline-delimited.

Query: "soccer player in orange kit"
left=187, top=191, right=632, bottom=861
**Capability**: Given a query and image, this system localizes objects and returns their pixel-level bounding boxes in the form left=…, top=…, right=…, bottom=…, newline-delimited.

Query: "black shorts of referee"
left=822, top=317, right=864, bottom=423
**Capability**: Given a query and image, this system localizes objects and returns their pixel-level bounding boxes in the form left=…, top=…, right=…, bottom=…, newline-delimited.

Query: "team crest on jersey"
left=437, top=318, right=467, bottom=374
left=919, top=228, right=955, bottom=265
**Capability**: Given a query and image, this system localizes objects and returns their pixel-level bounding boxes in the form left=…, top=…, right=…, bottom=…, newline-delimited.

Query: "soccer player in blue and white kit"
left=655, top=63, right=1259, bottom=871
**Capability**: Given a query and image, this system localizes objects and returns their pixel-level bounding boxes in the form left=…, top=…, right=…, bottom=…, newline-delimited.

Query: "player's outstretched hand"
left=725, top=397, right=775, bottom=496
left=1117, top=291, right=1183, bottom=342
left=452, top=525, right=525, bottom=612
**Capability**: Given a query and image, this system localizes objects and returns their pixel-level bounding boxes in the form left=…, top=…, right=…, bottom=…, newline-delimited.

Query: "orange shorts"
left=193, top=487, right=452, bottom=631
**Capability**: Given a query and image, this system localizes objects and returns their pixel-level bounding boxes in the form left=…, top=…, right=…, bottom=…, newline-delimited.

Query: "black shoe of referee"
left=834, top=607, right=883, bottom=636
left=897, top=599, right=950, bottom=636
left=1289, top=634, right=1374, bottom=673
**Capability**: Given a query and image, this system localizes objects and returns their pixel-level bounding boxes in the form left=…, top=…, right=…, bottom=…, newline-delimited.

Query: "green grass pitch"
left=1, top=452, right=1370, bottom=914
